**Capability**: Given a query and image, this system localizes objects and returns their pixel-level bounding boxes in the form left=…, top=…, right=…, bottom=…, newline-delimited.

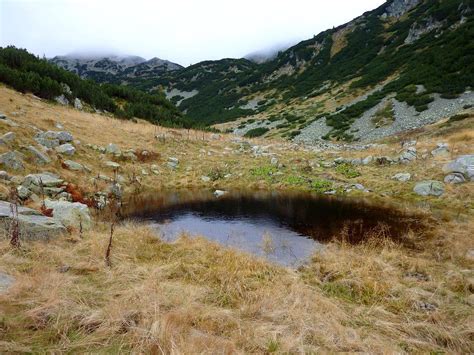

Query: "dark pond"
left=124, top=190, right=423, bottom=267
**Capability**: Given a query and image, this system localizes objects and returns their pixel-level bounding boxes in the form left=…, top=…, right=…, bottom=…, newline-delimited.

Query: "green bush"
left=244, top=127, right=269, bottom=138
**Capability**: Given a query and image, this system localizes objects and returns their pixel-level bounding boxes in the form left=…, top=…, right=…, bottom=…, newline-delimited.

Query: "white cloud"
left=0, top=0, right=386, bottom=66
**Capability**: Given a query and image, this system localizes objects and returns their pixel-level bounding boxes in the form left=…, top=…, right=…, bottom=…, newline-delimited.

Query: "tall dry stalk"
left=9, top=187, right=20, bottom=248
left=105, top=196, right=121, bottom=267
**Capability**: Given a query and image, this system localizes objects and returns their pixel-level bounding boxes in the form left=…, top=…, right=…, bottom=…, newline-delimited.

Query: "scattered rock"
left=270, top=157, right=279, bottom=166
left=35, top=131, right=73, bottom=148
left=27, top=145, right=51, bottom=165
left=402, top=140, right=417, bottom=148
left=123, top=151, right=137, bottom=161
left=0, top=171, right=10, bottom=181
left=443, top=155, right=474, bottom=182
left=0, top=132, right=15, bottom=145
left=399, top=147, right=417, bottom=164
left=106, top=143, right=121, bottom=155
left=431, top=143, right=449, bottom=157
left=22, top=173, right=64, bottom=194
left=0, top=272, right=15, bottom=294
left=444, top=173, right=466, bottom=184
left=16, top=185, right=32, bottom=200
left=0, top=200, right=66, bottom=239
left=74, top=98, right=83, bottom=110
left=392, top=172, right=411, bottom=182
left=201, top=176, right=211, bottom=182
left=55, top=143, right=76, bottom=156
left=167, top=157, right=179, bottom=169
left=104, top=161, right=121, bottom=169
left=214, top=190, right=227, bottom=198
left=44, top=199, right=92, bottom=231
left=63, top=160, right=84, bottom=171
left=0, top=151, right=25, bottom=170
left=413, top=180, right=445, bottom=196
left=55, top=94, right=69, bottom=106
left=362, top=156, right=373, bottom=165
left=150, top=165, right=160, bottom=175
left=415, top=301, right=437, bottom=312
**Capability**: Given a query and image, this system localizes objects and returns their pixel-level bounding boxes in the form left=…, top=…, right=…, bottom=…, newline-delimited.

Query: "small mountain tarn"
left=124, top=190, right=427, bottom=266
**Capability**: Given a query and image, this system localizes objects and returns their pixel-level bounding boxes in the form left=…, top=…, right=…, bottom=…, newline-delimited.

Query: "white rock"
left=392, top=172, right=411, bottom=182
left=214, top=190, right=227, bottom=198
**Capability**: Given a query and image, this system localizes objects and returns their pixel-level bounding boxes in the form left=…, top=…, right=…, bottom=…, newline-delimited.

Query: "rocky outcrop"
left=21, top=173, right=64, bottom=196
left=35, top=131, right=73, bottom=149
left=381, top=0, right=421, bottom=19
left=405, top=17, right=444, bottom=45
left=0, top=201, right=66, bottom=239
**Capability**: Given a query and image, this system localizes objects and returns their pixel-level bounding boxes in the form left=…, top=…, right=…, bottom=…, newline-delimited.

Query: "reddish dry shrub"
left=40, top=204, right=53, bottom=217
left=65, top=183, right=96, bottom=208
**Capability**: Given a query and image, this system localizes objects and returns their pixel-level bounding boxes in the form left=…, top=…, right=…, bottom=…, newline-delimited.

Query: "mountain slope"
left=47, top=0, right=474, bottom=141
left=153, top=0, right=473, bottom=139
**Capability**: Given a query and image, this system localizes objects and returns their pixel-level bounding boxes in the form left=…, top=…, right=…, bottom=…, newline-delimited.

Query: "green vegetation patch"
left=335, top=163, right=361, bottom=178
left=244, top=127, right=269, bottom=138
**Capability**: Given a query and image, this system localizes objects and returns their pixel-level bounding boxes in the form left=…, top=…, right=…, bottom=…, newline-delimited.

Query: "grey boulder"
left=392, top=172, right=411, bottom=182
left=413, top=180, right=445, bottom=197
left=399, top=147, right=417, bottom=164
left=27, top=145, right=51, bottom=165
left=0, top=200, right=66, bottom=240
left=22, top=173, right=64, bottom=194
left=0, top=151, right=25, bottom=171
left=106, top=143, right=121, bottom=155
left=55, top=143, right=76, bottom=156
left=35, top=131, right=73, bottom=148
left=443, top=155, right=474, bottom=181
left=44, top=199, right=92, bottom=231
left=444, top=173, right=466, bottom=184
left=431, top=143, right=449, bottom=157
left=63, top=160, right=84, bottom=171
left=0, top=132, right=15, bottom=145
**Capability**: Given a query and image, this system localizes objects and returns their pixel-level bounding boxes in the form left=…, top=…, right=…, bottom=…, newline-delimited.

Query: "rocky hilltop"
left=50, top=54, right=183, bottom=83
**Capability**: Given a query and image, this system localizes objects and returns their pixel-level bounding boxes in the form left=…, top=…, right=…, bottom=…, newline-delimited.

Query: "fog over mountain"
left=1, top=0, right=385, bottom=66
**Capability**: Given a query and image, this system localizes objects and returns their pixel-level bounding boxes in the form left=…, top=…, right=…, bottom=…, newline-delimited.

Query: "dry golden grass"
left=0, top=219, right=472, bottom=353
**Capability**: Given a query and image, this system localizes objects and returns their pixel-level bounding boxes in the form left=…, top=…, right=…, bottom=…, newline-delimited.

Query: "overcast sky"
left=1, top=0, right=385, bottom=66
